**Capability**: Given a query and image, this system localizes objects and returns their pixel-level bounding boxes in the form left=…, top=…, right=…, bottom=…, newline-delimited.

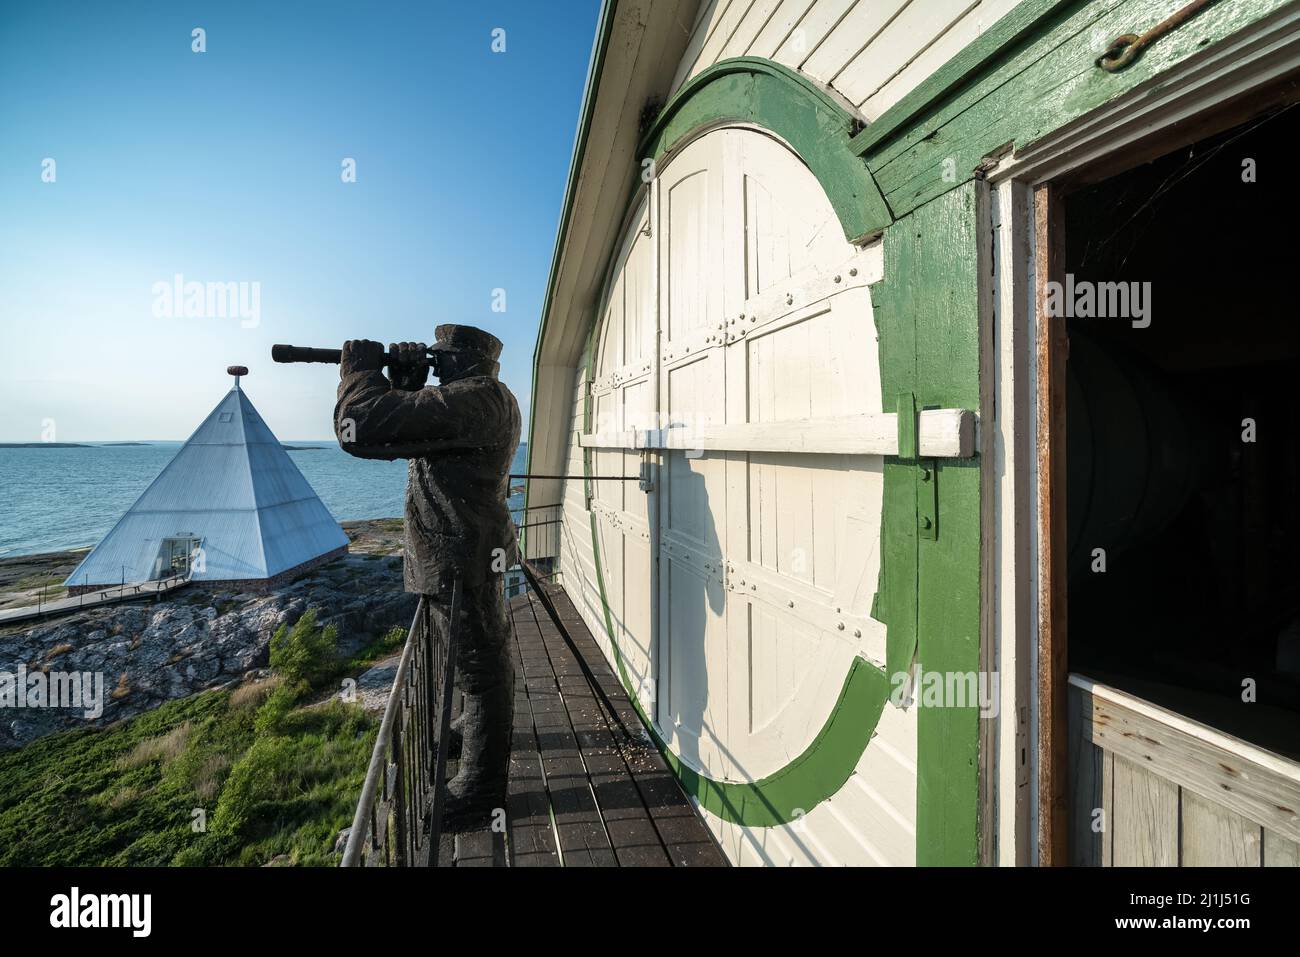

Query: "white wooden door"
left=590, top=199, right=658, bottom=716
left=653, top=128, right=889, bottom=782
left=578, top=125, right=922, bottom=862
left=719, top=129, right=886, bottom=779
left=654, top=132, right=732, bottom=772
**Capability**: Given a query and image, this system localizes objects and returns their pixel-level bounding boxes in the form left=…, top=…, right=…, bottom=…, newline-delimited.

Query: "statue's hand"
left=341, top=339, right=385, bottom=376
left=387, top=341, right=429, bottom=391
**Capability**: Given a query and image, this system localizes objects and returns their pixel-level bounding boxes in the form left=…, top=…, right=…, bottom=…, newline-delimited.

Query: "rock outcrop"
left=0, top=554, right=415, bottom=749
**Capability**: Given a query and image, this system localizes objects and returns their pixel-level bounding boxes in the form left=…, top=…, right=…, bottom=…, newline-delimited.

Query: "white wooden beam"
left=578, top=408, right=977, bottom=458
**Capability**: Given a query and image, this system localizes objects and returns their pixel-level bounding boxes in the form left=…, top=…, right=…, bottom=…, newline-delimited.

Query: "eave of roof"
left=523, top=0, right=702, bottom=521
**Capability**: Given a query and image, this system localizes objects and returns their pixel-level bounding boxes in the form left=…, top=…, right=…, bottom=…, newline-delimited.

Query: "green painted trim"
left=848, top=0, right=1081, bottom=157
left=896, top=391, right=917, bottom=460
left=870, top=185, right=983, bottom=866
left=866, top=0, right=1292, bottom=219
left=639, top=57, right=893, bottom=242
left=523, top=0, right=618, bottom=532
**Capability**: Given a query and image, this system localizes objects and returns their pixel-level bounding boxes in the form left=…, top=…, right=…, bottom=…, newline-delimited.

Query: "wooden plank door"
left=717, top=128, right=889, bottom=780
left=654, top=132, right=732, bottom=773
left=590, top=198, right=659, bottom=717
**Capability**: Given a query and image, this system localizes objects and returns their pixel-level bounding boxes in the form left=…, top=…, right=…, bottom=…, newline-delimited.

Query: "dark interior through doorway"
left=1063, top=102, right=1300, bottom=759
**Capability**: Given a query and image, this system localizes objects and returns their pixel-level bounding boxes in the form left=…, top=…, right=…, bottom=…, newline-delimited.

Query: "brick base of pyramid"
left=68, top=544, right=350, bottom=597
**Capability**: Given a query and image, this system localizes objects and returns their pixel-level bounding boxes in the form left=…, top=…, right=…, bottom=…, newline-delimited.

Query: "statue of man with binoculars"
left=333, top=325, right=521, bottom=829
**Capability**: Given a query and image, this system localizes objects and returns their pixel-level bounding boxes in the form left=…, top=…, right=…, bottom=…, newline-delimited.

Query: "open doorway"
left=1064, top=104, right=1300, bottom=758
left=153, top=535, right=202, bottom=580
left=1052, top=95, right=1300, bottom=866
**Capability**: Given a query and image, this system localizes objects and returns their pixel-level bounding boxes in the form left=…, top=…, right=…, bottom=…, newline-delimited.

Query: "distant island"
left=0, top=441, right=158, bottom=448
left=282, top=445, right=327, bottom=451
left=0, top=442, right=89, bottom=449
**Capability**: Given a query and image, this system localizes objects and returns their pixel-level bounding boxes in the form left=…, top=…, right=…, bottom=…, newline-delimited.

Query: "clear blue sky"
left=0, top=0, right=600, bottom=441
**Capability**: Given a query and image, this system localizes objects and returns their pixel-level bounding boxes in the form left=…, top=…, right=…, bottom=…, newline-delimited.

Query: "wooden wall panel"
left=1182, top=792, right=1261, bottom=867
left=670, top=0, right=1034, bottom=121
left=1110, top=757, right=1179, bottom=867
left=1264, top=830, right=1300, bottom=867
left=1071, top=680, right=1300, bottom=868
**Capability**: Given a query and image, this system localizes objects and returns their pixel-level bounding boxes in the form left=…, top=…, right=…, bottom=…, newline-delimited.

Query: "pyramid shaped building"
left=66, top=367, right=349, bottom=593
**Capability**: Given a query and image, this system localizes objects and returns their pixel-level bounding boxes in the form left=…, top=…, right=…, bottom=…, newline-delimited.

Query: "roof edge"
left=524, top=0, right=620, bottom=491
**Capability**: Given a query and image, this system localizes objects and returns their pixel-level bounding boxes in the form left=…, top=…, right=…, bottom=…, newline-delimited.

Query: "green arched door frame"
left=581, top=57, right=908, bottom=828
left=639, top=58, right=893, bottom=243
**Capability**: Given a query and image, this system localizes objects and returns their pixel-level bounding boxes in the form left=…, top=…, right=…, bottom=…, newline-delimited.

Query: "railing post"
left=391, top=712, right=407, bottom=866
left=428, top=578, right=461, bottom=864
left=342, top=582, right=462, bottom=867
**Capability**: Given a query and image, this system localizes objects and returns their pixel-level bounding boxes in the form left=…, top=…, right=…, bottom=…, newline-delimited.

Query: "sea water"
left=0, top=442, right=527, bottom=558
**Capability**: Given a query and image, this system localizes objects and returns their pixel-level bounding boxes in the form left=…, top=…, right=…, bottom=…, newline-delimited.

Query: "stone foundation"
left=68, top=544, right=349, bottom=596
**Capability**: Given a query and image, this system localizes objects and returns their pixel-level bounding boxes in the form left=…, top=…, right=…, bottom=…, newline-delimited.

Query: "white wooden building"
left=523, top=0, right=1300, bottom=866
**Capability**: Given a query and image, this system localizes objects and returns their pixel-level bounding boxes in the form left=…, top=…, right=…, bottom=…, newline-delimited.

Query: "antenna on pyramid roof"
left=227, top=365, right=249, bottom=390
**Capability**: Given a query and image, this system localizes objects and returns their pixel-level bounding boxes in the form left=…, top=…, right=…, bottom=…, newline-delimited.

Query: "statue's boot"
left=445, top=714, right=463, bottom=758
left=435, top=577, right=516, bottom=831
left=440, top=671, right=514, bottom=831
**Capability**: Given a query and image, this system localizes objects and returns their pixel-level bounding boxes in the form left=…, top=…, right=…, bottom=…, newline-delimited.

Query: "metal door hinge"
left=898, top=391, right=938, bottom=540
left=919, top=462, right=938, bottom=540
left=638, top=453, right=655, bottom=492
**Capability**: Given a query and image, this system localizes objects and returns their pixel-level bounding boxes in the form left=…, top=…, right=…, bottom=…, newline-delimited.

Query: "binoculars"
left=271, top=343, right=439, bottom=374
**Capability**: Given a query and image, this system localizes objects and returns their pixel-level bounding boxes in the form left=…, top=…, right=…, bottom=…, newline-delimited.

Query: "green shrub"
left=268, top=609, right=338, bottom=687
left=346, top=625, right=407, bottom=670
left=252, top=681, right=305, bottom=737
left=212, top=735, right=298, bottom=839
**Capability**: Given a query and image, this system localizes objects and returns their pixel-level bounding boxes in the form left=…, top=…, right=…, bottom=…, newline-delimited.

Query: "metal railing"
left=341, top=579, right=461, bottom=867
left=340, top=480, right=631, bottom=865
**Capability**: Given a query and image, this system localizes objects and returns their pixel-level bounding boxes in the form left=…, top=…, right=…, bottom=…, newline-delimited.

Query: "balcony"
left=343, top=567, right=726, bottom=868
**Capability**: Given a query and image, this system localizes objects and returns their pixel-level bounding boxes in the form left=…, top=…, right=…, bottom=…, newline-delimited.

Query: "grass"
left=0, top=610, right=397, bottom=867
left=14, top=573, right=68, bottom=592
left=118, top=722, right=193, bottom=769
left=346, top=625, right=407, bottom=670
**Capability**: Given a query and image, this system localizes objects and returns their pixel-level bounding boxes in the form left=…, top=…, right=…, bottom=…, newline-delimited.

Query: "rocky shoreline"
left=0, top=519, right=413, bottom=749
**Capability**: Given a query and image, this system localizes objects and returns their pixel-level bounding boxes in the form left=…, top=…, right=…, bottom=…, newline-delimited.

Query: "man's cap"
left=429, top=324, right=503, bottom=360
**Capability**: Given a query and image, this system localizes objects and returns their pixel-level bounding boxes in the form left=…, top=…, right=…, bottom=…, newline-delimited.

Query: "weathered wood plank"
left=503, top=596, right=560, bottom=867
left=1069, top=691, right=1105, bottom=866
left=559, top=681, right=672, bottom=866
left=522, top=589, right=665, bottom=866
left=1110, top=756, right=1178, bottom=867
left=453, top=829, right=507, bottom=868
left=1181, top=790, right=1262, bottom=867
left=1101, top=750, right=1114, bottom=867
left=1073, top=676, right=1300, bottom=844
left=1036, top=185, right=1069, bottom=867
left=1263, top=829, right=1300, bottom=866
left=532, top=581, right=728, bottom=866
left=517, top=594, right=619, bottom=867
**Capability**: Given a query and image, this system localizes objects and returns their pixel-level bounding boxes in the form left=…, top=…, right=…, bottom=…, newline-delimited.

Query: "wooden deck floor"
left=437, top=578, right=727, bottom=867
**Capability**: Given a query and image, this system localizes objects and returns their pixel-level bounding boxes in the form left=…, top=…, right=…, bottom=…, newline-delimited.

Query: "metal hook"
left=1097, top=33, right=1141, bottom=72
left=1094, top=0, right=1222, bottom=74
